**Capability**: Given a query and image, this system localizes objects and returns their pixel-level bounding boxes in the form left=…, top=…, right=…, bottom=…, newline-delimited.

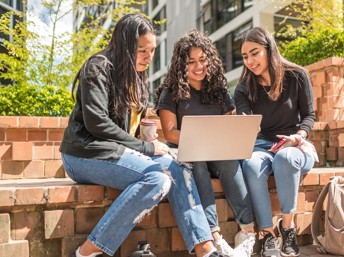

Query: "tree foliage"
left=0, top=0, right=146, bottom=116
left=276, top=0, right=344, bottom=66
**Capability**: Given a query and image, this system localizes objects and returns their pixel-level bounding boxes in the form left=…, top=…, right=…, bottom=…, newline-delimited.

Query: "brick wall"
left=0, top=57, right=343, bottom=257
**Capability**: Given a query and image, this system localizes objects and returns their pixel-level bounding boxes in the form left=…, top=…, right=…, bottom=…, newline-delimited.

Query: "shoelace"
left=284, top=228, right=296, bottom=247
left=265, top=235, right=277, bottom=249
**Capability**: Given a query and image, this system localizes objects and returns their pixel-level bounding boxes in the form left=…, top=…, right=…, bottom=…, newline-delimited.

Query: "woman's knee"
left=273, top=147, right=303, bottom=170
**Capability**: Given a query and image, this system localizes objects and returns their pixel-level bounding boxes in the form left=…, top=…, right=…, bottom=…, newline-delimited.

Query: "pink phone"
left=270, top=138, right=287, bottom=151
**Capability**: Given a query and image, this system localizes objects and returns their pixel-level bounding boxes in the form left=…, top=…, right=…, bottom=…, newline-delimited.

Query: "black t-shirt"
left=156, top=86, right=235, bottom=146
left=234, top=69, right=315, bottom=142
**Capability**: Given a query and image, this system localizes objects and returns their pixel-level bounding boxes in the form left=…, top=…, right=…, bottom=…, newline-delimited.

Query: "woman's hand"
left=269, top=134, right=303, bottom=153
left=152, top=140, right=170, bottom=156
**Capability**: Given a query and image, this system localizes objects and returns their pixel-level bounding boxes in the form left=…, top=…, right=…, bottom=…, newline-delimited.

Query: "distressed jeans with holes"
left=62, top=148, right=212, bottom=256
left=242, top=138, right=314, bottom=230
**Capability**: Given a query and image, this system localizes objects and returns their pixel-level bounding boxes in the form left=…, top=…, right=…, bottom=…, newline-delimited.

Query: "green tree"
left=0, top=0, right=147, bottom=116
left=276, top=0, right=344, bottom=66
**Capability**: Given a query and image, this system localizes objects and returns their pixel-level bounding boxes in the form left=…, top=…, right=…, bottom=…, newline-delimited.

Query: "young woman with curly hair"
left=154, top=29, right=256, bottom=257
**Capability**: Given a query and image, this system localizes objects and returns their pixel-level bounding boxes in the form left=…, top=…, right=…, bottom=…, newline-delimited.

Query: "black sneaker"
left=261, top=233, right=280, bottom=257
left=277, top=218, right=300, bottom=256
left=209, top=251, right=224, bottom=257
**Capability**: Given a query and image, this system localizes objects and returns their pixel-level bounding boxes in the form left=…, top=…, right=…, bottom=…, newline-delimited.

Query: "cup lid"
left=140, top=119, right=157, bottom=126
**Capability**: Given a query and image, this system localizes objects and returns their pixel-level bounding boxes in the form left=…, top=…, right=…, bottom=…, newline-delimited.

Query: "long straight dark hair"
left=72, top=13, right=156, bottom=117
left=239, top=26, right=303, bottom=102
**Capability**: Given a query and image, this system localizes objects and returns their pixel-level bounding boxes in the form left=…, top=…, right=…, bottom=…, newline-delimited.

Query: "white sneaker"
left=234, top=231, right=256, bottom=257
left=215, top=235, right=235, bottom=257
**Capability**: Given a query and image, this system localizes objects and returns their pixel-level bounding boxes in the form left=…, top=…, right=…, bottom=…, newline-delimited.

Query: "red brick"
left=0, top=142, right=12, bottom=160
left=295, top=213, right=312, bottom=235
left=0, top=213, right=10, bottom=243
left=296, top=192, right=306, bottom=212
left=15, top=188, right=46, bottom=205
left=0, top=129, right=5, bottom=141
left=48, top=129, right=64, bottom=141
left=312, top=71, right=326, bottom=86
left=18, top=117, right=39, bottom=128
left=11, top=211, right=41, bottom=240
left=301, top=172, right=319, bottom=186
left=0, top=188, right=15, bottom=206
left=28, top=129, right=47, bottom=141
left=326, top=146, right=338, bottom=161
left=12, top=142, right=33, bottom=160
left=44, top=209, right=74, bottom=239
left=0, top=240, right=29, bottom=257
left=45, top=160, right=65, bottom=178
left=6, top=128, right=27, bottom=141
left=40, top=117, right=60, bottom=128
left=211, top=178, right=223, bottom=193
left=1, top=161, right=24, bottom=179
left=76, top=185, right=104, bottom=202
left=319, top=173, right=334, bottom=185
left=60, top=117, right=69, bottom=128
left=121, top=230, right=147, bottom=257
left=75, top=207, right=103, bottom=234
left=216, top=198, right=229, bottom=222
left=0, top=116, right=18, bottom=128
left=158, top=202, right=176, bottom=228
left=48, top=186, right=76, bottom=203
left=270, top=192, right=281, bottom=214
left=106, top=187, right=122, bottom=200
left=219, top=221, right=239, bottom=245
left=53, top=142, right=62, bottom=159
left=304, top=190, right=319, bottom=212
left=61, top=235, right=87, bottom=257
left=171, top=228, right=186, bottom=251
left=146, top=228, right=170, bottom=254
left=338, top=133, right=344, bottom=147
left=23, top=160, right=45, bottom=178
left=33, top=142, right=54, bottom=160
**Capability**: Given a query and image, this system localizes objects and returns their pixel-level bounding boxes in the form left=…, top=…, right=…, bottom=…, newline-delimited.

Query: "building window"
left=152, top=0, right=159, bottom=9
left=214, top=21, right=252, bottom=72
left=153, top=6, right=166, bottom=33
left=152, top=44, right=161, bottom=73
left=203, top=0, right=253, bottom=33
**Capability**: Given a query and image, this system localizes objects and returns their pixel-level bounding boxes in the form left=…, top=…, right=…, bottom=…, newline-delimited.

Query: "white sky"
left=27, top=0, right=73, bottom=60
left=27, top=0, right=72, bottom=41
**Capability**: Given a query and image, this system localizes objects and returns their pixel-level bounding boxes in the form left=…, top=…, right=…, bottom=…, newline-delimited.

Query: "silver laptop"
left=176, top=115, right=262, bottom=162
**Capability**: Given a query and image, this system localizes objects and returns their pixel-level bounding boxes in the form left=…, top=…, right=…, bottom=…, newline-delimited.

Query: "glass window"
left=214, top=21, right=252, bottom=72
left=152, top=44, right=161, bottom=73
left=152, top=0, right=159, bottom=9
left=153, top=6, right=166, bottom=33
left=0, top=0, right=12, bottom=6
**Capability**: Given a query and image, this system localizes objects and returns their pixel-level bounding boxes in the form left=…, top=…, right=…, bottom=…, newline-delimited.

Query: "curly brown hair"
left=154, top=29, right=228, bottom=108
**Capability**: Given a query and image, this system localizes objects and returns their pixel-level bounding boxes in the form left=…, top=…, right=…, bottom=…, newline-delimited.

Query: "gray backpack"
left=311, top=176, right=344, bottom=255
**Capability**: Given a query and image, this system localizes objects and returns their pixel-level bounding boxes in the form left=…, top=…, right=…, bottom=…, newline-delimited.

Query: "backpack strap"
left=311, top=176, right=343, bottom=254
left=311, top=178, right=331, bottom=254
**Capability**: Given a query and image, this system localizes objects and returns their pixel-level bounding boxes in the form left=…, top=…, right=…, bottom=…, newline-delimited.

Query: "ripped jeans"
left=62, top=148, right=212, bottom=256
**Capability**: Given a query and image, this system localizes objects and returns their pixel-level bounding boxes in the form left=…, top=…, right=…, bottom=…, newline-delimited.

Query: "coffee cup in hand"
left=140, top=119, right=157, bottom=142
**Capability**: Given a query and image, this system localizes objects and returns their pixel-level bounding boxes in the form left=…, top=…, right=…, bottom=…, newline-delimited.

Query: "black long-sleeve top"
left=234, top=69, right=315, bottom=142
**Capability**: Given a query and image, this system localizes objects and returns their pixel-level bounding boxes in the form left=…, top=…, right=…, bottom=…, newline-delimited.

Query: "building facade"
left=0, top=0, right=24, bottom=85
left=145, top=0, right=300, bottom=98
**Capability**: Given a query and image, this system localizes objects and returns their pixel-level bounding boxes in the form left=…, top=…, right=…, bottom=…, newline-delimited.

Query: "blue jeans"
left=192, top=160, right=254, bottom=232
left=242, top=139, right=315, bottom=229
left=62, top=149, right=212, bottom=256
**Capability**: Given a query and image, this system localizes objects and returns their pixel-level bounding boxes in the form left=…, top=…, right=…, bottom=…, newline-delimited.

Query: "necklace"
left=261, top=85, right=271, bottom=95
